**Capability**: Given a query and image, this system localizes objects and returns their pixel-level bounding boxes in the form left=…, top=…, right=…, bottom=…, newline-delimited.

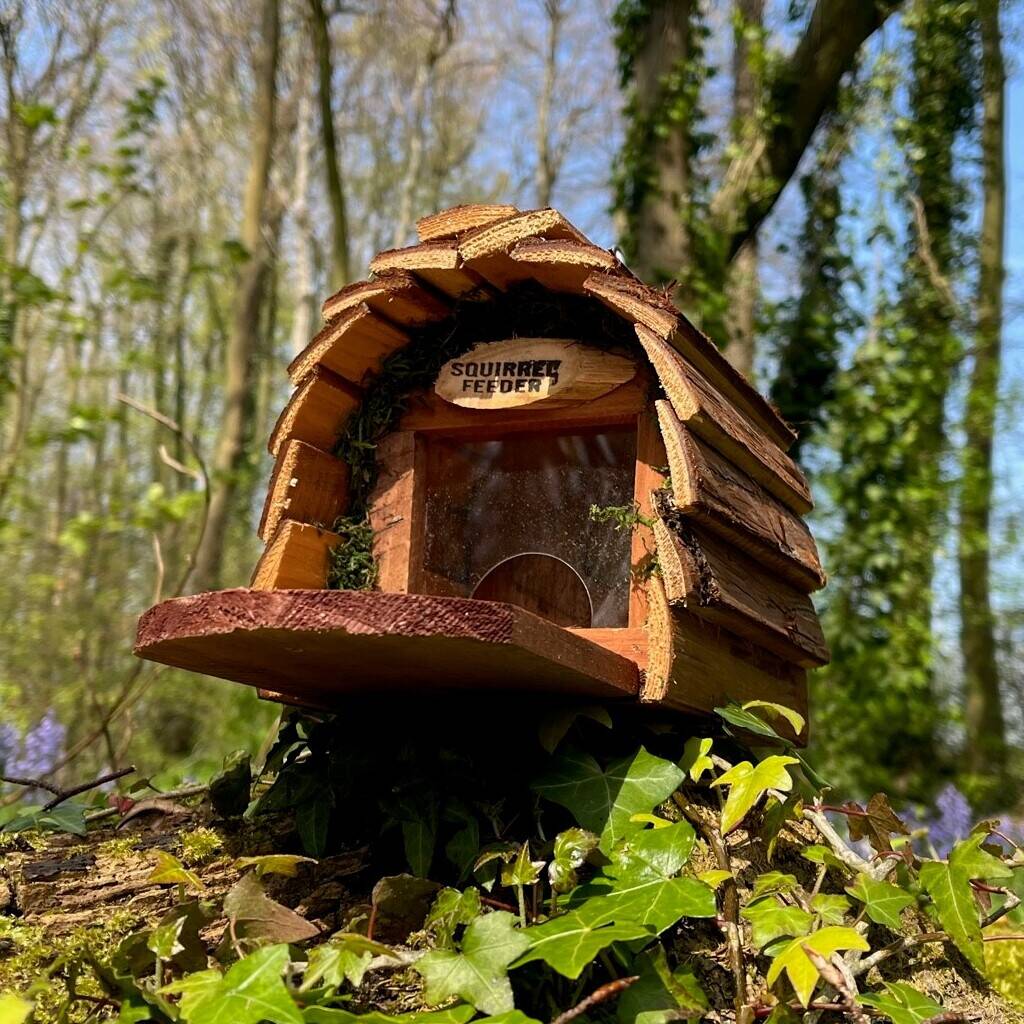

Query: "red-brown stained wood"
left=366, top=431, right=424, bottom=593
left=655, top=400, right=825, bottom=592
left=251, top=520, right=341, bottom=589
left=134, top=588, right=640, bottom=702
left=507, top=238, right=618, bottom=294
left=289, top=303, right=410, bottom=386
left=584, top=273, right=797, bottom=451
left=268, top=365, right=361, bottom=457
left=417, top=203, right=520, bottom=242
left=258, top=438, right=348, bottom=541
left=643, top=576, right=807, bottom=744
left=369, top=242, right=491, bottom=300
left=636, top=324, right=812, bottom=515
left=653, top=519, right=829, bottom=668
left=321, top=270, right=450, bottom=325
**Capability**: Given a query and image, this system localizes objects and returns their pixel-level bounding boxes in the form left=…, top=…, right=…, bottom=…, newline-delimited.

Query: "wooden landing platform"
left=134, top=589, right=640, bottom=704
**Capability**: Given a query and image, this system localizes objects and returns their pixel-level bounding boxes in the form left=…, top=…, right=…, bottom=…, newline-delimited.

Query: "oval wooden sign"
left=434, top=339, right=636, bottom=409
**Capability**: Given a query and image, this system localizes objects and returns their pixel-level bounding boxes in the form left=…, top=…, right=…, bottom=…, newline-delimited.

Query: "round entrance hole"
left=470, top=552, right=593, bottom=628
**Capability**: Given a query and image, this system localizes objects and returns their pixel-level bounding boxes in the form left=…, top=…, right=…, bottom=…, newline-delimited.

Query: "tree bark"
left=189, top=0, right=280, bottom=593
left=623, top=0, right=694, bottom=286
left=308, top=0, right=351, bottom=291
left=959, top=0, right=1006, bottom=785
left=709, top=0, right=895, bottom=259
left=534, top=0, right=563, bottom=208
left=291, top=90, right=316, bottom=357
left=722, top=0, right=763, bottom=378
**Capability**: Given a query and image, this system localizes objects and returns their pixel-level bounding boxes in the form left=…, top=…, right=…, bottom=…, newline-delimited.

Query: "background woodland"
left=1, top=0, right=1022, bottom=822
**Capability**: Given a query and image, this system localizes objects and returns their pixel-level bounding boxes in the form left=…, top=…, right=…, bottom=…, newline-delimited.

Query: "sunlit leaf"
left=860, top=982, right=947, bottom=1023
left=0, top=994, right=32, bottom=1024
left=846, top=874, right=914, bottom=929
left=426, top=887, right=483, bottom=949
left=766, top=926, right=869, bottom=1006
left=679, top=738, right=713, bottom=782
left=711, top=757, right=799, bottom=834
left=809, top=893, right=850, bottom=925
left=919, top=860, right=983, bottom=970
left=740, top=901, right=813, bottom=950
left=149, top=851, right=205, bottom=892
left=533, top=747, right=683, bottom=852
left=234, top=854, right=318, bottom=878
left=223, top=872, right=319, bottom=945
left=741, top=701, right=805, bottom=736
left=548, top=828, right=599, bottom=894
left=415, top=911, right=530, bottom=1015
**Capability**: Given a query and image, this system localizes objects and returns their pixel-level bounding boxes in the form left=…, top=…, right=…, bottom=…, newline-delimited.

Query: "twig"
left=3, top=765, right=135, bottom=811
left=803, top=807, right=874, bottom=875
left=549, top=976, right=639, bottom=1024
left=921, top=1014, right=969, bottom=1024
left=803, top=945, right=869, bottom=1024
left=675, top=795, right=748, bottom=1014
left=84, top=783, right=209, bottom=822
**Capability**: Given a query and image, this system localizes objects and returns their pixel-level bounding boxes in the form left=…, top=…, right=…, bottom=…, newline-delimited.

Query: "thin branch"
left=84, top=783, right=208, bottom=823
left=549, top=976, right=640, bottom=1024
left=2, top=765, right=135, bottom=812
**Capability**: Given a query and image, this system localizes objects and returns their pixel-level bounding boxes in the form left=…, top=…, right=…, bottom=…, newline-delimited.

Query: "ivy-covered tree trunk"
left=189, top=0, right=281, bottom=593
left=959, top=0, right=1007, bottom=796
left=770, top=110, right=856, bottom=462
left=613, top=0, right=697, bottom=289
left=815, top=0, right=976, bottom=798
left=722, top=0, right=763, bottom=379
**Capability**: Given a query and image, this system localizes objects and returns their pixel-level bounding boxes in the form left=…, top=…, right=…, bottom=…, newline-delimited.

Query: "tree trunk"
left=534, top=0, right=563, bottom=208
left=721, top=0, right=763, bottom=378
left=308, top=0, right=351, bottom=291
left=291, top=90, right=316, bottom=357
left=189, top=0, right=280, bottom=593
left=959, top=0, right=1006, bottom=788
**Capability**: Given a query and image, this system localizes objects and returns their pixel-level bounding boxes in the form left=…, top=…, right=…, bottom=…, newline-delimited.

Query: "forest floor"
left=2, top=793, right=1021, bottom=1023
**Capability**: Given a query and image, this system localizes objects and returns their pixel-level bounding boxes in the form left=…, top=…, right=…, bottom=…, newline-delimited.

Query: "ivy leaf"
left=426, top=887, right=483, bottom=949
left=501, top=842, right=544, bottom=888
left=696, top=870, right=732, bottom=890
left=223, top=872, right=319, bottom=945
left=740, top=902, right=813, bottom=950
left=473, top=1014, right=542, bottom=1024
left=714, top=702, right=788, bottom=742
left=167, top=944, right=304, bottom=1024
left=949, top=833, right=1014, bottom=882
left=809, top=893, right=850, bottom=925
left=571, top=824, right=714, bottom=932
left=538, top=705, right=612, bottom=753
left=209, top=750, right=252, bottom=818
left=711, top=757, right=799, bottom=834
left=149, top=851, right=205, bottom=892
left=234, top=855, right=317, bottom=878
left=533, top=747, right=683, bottom=852
left=766, top=926, right=869, bottom=1006
left=919, top=860, right=983, bottom=970
left=616, top=947, right=707, bottom=1024
left=147, top=916, right=186, bottom=960
left=160, top=969, right=222, bottom=1019
left=300, top=942, right=372, bottom=991
left=297, top=796, right=332, bottom=859
left=304, top=1007, right=478, bottom=1024
left=846, top=875, right=915, bottom=929
left=679, top=738, right=713, bottom=782
left=845, top=793, right=910, bottom=853
left=514, top=905, right=651, bottom=978
left=740, top=701, right=806, bottom=737
left=548, top=828, right=599, bottom=894
left=749, top=872, right=797, bottom=902
left=4, top=801, right=89, bottom=837
left=0, top=994, right=32, bottom=1024
left=761, top=794, right=803, bottom=862
left=860, top=982, right=947, bottom=1024
left=801, top=845, right=848, bottom=872
left=415, top=911, right=530, bottom=1015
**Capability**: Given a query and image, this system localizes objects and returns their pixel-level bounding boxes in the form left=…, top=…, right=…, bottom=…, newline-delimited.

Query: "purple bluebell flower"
left=3, top=711, right=66, bottom=801
left=0, top=722, right=18, bottom=770
left=927, top=783, right=973, bottom=857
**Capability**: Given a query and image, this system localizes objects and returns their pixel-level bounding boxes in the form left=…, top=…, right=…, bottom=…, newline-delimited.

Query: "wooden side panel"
left=584, top=273, right=797, bottom=451
left=366, top=431, right=424, bottom=593
left=656, top=401, right=825, bottom=592
left=629, top=410, right=666, bottom=627
left=321, top=270, right=450, bottom=325
left=417, top=204, right=520, bottom=242
left=258, top=439, right=348, bottom=541
left=289, top=304, right=410, bottom=386
left=653, top=520, right=829, bottom=668
left=268, top=366, right=361, bottom=456
left=251, top=520, right=341, bottom=589
left=567, top=627, right=648, bottom=672
left=636, top=324, right=811, bottom=515
left=642, top=576, right=808, bottom=744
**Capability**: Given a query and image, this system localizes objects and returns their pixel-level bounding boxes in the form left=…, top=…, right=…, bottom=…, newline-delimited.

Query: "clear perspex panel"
left=421, top=427, right=637, bottom=627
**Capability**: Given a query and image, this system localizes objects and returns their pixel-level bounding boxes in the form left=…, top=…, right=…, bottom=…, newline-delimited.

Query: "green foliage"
left=6, top=699, right=1024, bottom=1021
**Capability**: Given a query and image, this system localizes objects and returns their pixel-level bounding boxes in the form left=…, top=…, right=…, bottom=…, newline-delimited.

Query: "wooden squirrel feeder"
left=135, top=205, right=828, bottom=738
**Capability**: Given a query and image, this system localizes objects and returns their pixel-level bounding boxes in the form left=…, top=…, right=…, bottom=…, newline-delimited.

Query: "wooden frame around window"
left=365, top=371, right=663, bottom=672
